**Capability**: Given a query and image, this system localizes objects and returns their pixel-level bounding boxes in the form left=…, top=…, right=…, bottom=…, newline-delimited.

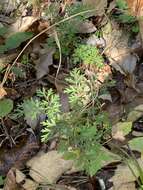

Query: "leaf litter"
left=1, top=0, right=143, bottom=190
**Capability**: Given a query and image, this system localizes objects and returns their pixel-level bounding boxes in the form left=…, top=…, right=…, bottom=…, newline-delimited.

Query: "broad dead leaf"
left=0, top=134, right=39, bottom=175
left=102, top=22, right=130, bottom=65
left=22, top=179, right=38, bottom=190
left=112, top=55, right=137, bottom=76
left=0, top=86, right=7, bottom=99
left=99, top=93, right=112, bottom=102
left=0, top=53, right=18, bottom=71
left=105, top=103, right=124, bottom=125
left=27, top=151, right=74, bottom=184
left=86, top=35, right=105, bottom=47
left=109, top=163, right=136, bottom=190
left=77, top=21, right=97, bottom=33
left=36, top=48, right=55, bottom=79
left=4, top=168, right=22, bottom=190
left=109, top=157, right=143, bottom=190
left=120, top=55, right=137, bottom=74
left=15, top=169, right=25, bottom=184
left=126, top=0, right=143, bottom=17
left=9, top=16, right=38, bottom=34
left=83, top=0, right=107, bottom=16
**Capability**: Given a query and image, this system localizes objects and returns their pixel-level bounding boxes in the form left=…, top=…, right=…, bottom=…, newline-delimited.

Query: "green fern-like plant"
left=115, top=0, right=136, bottom=24
left=12, top=98, right=42, bottom=120
left=37, top=88, right=61, bottom=142
left=38, top=69, right=113, bottom=176
left=73, top=44, right=104, bottom=69
left=13, top=69, right=115, bottom=176
left=0, top=98, right=13, bottom=118
left=45, top=2, right=90, bottom=57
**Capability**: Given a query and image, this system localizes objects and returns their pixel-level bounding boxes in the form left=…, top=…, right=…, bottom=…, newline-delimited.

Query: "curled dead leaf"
left=0, top=86, right=7, bottom=99
left=4, top=168, right=22, bottom=190
left=36, top=48, right=55, bottom=79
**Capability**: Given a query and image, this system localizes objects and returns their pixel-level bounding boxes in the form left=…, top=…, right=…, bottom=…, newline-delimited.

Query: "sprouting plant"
left=45, top=2, right=91, bottom=57
left=21, top=54, right=29, bottom=65
left=12, top=68, right=114, bottom=176
left=0, top=98, right=13, bottom=118
left=64, top=68, right=91, bottom=109
left=37, top=88, right=61, bottom=142
left=12, top=98, right=42, bottom=120
left=115, top=0, right=137, bottom=24
left=73, top=44, right=104, bottom=69
left=37, top=69, right=114, bottom=175
left=116, top=0, right=128, bottom=10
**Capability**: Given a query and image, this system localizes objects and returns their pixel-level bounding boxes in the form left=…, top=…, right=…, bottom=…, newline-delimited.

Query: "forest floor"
left=1, top=0, right=143, bottom=190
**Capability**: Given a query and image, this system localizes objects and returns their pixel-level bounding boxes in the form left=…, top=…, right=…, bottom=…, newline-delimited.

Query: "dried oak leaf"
left=4, top=168, right=22, bottom=190
left=0, top=134, right=39, bottom=175
left=0, top=86, right=7, bottom=99
left=83, top=0, right=107, bottom=16
left=27, top=151, right=73, bottom=184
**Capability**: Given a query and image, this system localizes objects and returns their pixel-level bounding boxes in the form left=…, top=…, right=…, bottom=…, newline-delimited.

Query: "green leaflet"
left=116, top=0, right=128, bottom=10
left=5, top=32, right=33, bottom=50
left=129, top=137, right=143, bottom=153
left=0, top=26, right=8, bottom=36
left=0, top=32, right=33, bottom=53
left=0, top=98, right=13, bottom=118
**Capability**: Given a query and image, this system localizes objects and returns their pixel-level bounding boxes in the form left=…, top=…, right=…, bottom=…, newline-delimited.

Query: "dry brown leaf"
left=109, top=182, right=136, bottom=190
left=4, top=168, right=22, bottom=190
left=0, top=86, right=7, bottom=99
left=83, top=0, right=107, bottom=16
left=102, top=22, right=129, bottom=65
left=105, top=103, right=124, bottom=125
left=109, top=160, right=143, bottom=190
left=0, top=53, right=18, bottom=71
left=27, top=151, right=73, bottom=184
left=22, top=179, right=38, bottom=190
left=15, top=169, right=25, bottom=184
left=0, top=134, right=39, bottom=175
left=9, top=16, right=38, bottom=34
left=76, top=21, right=97, bottom=33
left=127, top=104, right=143, bottom=122
left=126, top=0, right=143, bottom=17
left=36, top=48, right=55, bottom=79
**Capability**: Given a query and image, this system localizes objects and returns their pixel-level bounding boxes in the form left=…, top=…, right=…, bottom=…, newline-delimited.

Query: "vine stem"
left=1, top=8, right=95, bottom=87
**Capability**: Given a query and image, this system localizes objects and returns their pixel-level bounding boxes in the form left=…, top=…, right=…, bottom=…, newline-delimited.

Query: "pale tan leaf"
left=36, top=48, right=55, bottom=79
left=0, top=86, right=7, bottom=100
left=83, top=0, right=107, bottom=16
left=77, top=21, right=97, bottom=33
left=15, top=169, right=25, bottom=184
left=22, top=179, right=38, bottom=190
left=27, top=151, right=73, bottom=184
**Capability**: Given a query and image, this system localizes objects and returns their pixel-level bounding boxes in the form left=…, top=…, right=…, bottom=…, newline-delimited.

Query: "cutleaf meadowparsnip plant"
left=13, top=69, right=112, bottom=176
